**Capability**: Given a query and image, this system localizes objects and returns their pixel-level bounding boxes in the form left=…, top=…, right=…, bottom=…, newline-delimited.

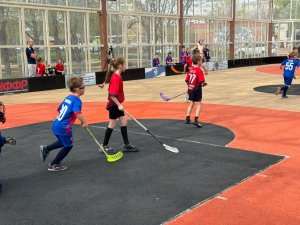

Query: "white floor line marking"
left=161, top=156, right=287, bottom=225
left=90, top=124, right=287, bottom=157
left=257, top=174, right=267, bottom=177
left=216, top=196, right=228, bottom=201
left=90, top=125, right=230, bottom=148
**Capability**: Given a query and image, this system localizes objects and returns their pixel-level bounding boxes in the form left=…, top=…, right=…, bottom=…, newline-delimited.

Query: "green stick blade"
left=107, top=151, right=123, bottom=162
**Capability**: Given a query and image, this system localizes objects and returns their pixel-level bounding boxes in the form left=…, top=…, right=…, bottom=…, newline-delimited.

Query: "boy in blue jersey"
left=276, top=53, right=300, bottom=98
left=0, top=101, right=16, bottom=192
left=153, top=54, right=160, bottom=67
left=39, top=77, right=88, bottom=172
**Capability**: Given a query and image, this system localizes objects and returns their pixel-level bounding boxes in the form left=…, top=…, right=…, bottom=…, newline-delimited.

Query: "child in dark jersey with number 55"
left=39, top=77, right=88, bottom=172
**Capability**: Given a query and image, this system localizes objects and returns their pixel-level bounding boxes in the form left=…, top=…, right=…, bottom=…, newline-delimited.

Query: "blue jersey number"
left=285, top=62, right=294, bottom=71
left=57, top=104, right=68, bottom=121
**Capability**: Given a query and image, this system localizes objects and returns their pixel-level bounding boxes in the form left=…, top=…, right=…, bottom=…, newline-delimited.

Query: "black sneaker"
left=193, top=119, right=203, bottom=128
left=185, top=116, right=191, bottom=124
left=282, top=96, right=289, bottom=99
left=123, top=144, right=139, bottom=152
left=100, top=144, right=117, bottom=154
left=6, top=137, right=16, bottom=145
left=48, top=163, right=68, bottom=172
left=40, top=145, right=49, bottom=162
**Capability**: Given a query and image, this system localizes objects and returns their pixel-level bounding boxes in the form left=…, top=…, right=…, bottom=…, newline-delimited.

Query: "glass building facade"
left=0, top=0, right=298, bottom=78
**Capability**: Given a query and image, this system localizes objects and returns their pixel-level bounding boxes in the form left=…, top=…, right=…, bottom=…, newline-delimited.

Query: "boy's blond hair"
left=67, top=76, right=84, bottom=92
left=192, top=55, right=202, bottom=65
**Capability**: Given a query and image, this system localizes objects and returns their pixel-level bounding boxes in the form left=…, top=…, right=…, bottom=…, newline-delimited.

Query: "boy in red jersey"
left=101, top=57, right=139, bottom=153
left=184, top=49, right=208, bottom=102
left=185, top=55, right=207, bottom=128
left=36, top=57, right=47, bottom=77
left=184, top=49, right=208, bottom=75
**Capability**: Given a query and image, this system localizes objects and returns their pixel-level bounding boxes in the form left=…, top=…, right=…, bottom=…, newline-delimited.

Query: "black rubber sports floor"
left=0, top=120, right=283, bottom=225
left=254, top=84, right=300, bottom=95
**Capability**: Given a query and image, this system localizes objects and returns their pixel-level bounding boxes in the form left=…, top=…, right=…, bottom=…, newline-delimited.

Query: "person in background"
left=203, top=45, right=210, bottom=62
left=288, top=47, right=299, bottom=79
left=55, top=58, right=65, bottom=75
left=288, top=47, right=299, bottom=59
left=196, top=39, right=205, bottom=60
left=276, top=52, right=300, bottom=98
left=152, top=54, right=160, bottom=67
left=36, top=57, right=47, bottom=77
left=166, top=52, right=173, bottom=66
left=26, top=38, right=37, bottom=77
left=0, top=101, right=17, bottom=192
left=180, top=46, right=187, bottom=64
left=186, top=48, right=191, bottom=58
left=45, top=61, right=54, bottom=76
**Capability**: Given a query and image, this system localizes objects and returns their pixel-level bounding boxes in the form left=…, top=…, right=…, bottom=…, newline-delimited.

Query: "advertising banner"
left=65, top=73, right=96, bottom=86
left=203, top=61, right=228, bottom=71
left=145, top=67, right=166, bottom=79
left=0, top=78, right=28, bottom=95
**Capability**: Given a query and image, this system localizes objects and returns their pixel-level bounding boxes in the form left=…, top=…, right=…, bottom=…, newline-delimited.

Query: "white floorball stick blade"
left=163, top=144, right=179, bottom=153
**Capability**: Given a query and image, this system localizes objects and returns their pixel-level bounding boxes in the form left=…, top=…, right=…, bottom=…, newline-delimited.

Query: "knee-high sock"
left=51, top=146, right=73, bottom=165
left=281, top=86, right=289, bottom=97
left=121, top=126, right=130, bottom=145
left=103, top=127, right=113, bottom=146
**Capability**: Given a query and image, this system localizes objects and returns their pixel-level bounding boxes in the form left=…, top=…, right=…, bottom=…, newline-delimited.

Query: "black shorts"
left=188, top=87, right=202, bottom=102
left=108, top=105, right=125, bottom=120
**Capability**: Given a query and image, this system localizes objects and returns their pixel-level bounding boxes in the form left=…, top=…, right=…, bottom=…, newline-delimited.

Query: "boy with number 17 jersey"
left=185, top=55, right=207, bottom=128
left=276, top=53, right=300, bottom=98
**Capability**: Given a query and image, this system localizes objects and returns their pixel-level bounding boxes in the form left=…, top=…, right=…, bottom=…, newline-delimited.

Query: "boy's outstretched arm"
left=76, top=114, right=88, bottom=128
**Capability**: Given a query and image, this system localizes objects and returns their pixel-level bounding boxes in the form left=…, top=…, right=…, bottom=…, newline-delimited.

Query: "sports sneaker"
left=123, top=144, right=139, bottom=152
left=40, top=145, right=49, bottom=162
left=5, top=137, right=16, bottom=145
left=193, top=119, right=203, bottom=128
left=282, top=95, right=289, bottom=99
left=185, top=118, right=191, bottom=124
left=275, top=87, right=281, bottom=96
left=100, top=144, right=116, bottom=154
left=48, top=164, right=68, bottom=172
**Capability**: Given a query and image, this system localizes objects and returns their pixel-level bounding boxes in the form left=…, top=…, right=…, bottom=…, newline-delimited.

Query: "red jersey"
left=107, top=73, right=125, bottom=109
left=36, top=64, right=46, bottom=77
left=55, top=63, right=64, bottom=72
left=185, top=66, right=205, bottom=90
left=186, top=57, right=192, bottom=68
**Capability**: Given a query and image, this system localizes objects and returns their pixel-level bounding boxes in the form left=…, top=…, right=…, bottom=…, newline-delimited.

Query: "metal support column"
left=99, top=0, right=108, bottom=71
left=229, top=0, right=236, bottom=60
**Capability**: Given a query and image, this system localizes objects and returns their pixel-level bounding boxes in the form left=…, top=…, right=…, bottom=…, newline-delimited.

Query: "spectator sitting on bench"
left=152, top=54, right=160, bottom=67
left=166, top=52, right=173, bottom=66
left=36, top=57, right=47, bottom=77
left=55, top=58, right=65, bottom=75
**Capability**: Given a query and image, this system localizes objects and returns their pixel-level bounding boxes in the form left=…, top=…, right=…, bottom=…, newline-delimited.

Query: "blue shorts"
left=55, top=133, right=73, bottom=148
left=284, top=75, right=294, bottom=86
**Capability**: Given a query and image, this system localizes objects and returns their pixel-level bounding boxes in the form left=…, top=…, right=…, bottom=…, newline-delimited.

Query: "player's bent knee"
left=119, top=116, right=127, bottom=126
left=108, top=120, right=117, bottom=128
